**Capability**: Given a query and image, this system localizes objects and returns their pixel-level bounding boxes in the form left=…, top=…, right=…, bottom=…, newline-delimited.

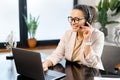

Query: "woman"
left=43, top=4, right=104, bottom=71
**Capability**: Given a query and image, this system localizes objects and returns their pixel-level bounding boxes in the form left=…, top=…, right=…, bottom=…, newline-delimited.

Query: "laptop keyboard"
left=45, top=74, right=55, bottom=80
left=44, top=70, right=66, bottom=80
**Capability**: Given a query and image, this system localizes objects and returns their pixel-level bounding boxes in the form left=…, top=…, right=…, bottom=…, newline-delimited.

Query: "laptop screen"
left=12, top=48, right=66, bottom=80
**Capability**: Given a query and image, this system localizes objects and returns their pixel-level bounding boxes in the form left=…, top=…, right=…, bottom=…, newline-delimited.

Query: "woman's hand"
left=42, top=60, right=53, bottom=71
left=43, top=62, right=49, bottom=71
left=82, top=22, right=92, bottom=42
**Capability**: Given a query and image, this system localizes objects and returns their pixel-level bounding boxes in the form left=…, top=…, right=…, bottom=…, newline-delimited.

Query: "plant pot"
left=27, top=38, right=37, bottom=48
left=99, top=27, right=108, bottom=37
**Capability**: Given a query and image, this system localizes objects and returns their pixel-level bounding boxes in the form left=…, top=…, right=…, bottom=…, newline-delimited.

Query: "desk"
left=0, top=53, right=120, bottom=80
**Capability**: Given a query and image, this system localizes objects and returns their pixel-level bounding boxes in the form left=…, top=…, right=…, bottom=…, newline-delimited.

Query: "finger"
left=43, top=67, right=48, bottom=71
left=86, top=22, right=92, bottom=28
left=42, top=64, right=48, bottom=71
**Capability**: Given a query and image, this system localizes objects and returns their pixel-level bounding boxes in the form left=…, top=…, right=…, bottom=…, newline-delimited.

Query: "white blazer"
left=46, top=28, right=104, bottom=70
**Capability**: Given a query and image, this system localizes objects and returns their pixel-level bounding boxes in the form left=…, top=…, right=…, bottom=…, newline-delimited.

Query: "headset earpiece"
left=86, top=7, right=92, bottom=24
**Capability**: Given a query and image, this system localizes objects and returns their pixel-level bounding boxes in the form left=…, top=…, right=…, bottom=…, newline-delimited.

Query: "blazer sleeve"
left=80, top=29, right=104, bottom=68
left=46, top=30, right=70, bottom=65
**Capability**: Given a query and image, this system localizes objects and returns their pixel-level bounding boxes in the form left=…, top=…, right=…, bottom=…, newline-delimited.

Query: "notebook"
left=12, top=48, right=66, bottom=80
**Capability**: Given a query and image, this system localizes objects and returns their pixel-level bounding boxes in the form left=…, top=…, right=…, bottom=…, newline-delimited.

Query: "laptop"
left=12, top=48, right=66, bottom=80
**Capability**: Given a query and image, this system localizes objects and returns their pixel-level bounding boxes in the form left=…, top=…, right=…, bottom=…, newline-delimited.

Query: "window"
left=0, top=0, right=19, bottom=47
left=27, top=0, right=73, bottom=40
left=0, top=0, right=78, bottom=48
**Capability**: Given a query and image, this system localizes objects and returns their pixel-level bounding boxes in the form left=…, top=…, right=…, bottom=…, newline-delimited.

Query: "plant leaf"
left=23, top=13, right=39, bottom=38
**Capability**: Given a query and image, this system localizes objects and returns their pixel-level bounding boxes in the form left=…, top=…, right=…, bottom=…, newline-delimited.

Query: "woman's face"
left=68, top=9, right=86, bottom=32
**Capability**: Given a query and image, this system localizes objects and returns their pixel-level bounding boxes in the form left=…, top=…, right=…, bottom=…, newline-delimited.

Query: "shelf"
left=0, top=45, right=57, bottom=53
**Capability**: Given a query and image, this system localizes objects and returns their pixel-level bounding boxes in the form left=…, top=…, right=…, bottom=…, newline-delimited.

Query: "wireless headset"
left=86, top=7, right=92, bottom=24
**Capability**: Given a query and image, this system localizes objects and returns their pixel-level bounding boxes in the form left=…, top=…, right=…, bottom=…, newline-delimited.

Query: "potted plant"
left=24, top=14, right=39, bottom=48
left=96, top=0, right=119, bottom=37
left=109, top=0, right=120, bottom=16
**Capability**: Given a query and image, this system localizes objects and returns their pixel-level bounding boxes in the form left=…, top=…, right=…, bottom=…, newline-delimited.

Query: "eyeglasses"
left=68, top=16, right=85, bottom=23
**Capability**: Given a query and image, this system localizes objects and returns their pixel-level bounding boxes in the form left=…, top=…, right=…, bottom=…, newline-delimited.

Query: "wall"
left=78, top=0, right=96, bottom=6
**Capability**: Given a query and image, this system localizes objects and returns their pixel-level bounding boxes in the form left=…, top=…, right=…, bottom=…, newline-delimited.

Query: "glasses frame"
left=68, top=16, right=85, bottom=23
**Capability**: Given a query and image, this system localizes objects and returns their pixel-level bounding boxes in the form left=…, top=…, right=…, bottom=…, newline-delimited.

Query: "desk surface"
left=0, top=53, right=120, bottom=80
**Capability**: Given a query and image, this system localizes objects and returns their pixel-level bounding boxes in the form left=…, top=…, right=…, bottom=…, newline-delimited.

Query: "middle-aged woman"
left=43, top=4, right=104, bottom=71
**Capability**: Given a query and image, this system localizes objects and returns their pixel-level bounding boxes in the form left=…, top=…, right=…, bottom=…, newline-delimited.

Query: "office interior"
left=0, top=0, right=120, bottom=79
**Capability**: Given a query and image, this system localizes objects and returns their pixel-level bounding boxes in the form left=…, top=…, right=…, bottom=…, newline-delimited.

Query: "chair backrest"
left=101, top=45, right=120, bottom=73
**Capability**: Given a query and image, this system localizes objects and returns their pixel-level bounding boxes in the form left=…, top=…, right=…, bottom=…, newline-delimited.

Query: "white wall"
left=78, top=0, right=96, bottom=6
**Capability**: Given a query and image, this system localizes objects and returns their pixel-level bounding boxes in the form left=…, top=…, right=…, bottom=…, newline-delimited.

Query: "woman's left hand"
left=82, top=22, right=92, bottom=42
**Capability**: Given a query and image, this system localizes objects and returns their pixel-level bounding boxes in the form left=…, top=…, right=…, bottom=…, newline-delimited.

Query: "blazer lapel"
left=68, top=32, right=76, bottom=60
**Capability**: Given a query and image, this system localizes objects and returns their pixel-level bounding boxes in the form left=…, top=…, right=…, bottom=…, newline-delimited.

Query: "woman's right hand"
left=43, top=62, right=49, bottom=71
left=42, top=60, right=53, bottom=71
